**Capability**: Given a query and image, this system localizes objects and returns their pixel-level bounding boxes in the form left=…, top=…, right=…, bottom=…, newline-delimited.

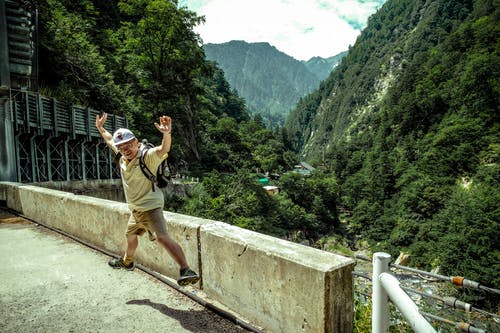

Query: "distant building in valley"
left=293, top=162, right=315, bottom=176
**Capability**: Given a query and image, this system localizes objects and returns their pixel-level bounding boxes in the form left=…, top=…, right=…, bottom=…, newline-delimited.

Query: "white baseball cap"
left=112, top=128, right=136, bottom=146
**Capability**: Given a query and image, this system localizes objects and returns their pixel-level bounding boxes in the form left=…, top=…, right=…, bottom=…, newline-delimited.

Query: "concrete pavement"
left=0, top=208, right=251, bottom=333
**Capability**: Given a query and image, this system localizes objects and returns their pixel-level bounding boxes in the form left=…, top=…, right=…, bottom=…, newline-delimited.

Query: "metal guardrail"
left=372, top=252, right=436, bottom=333
left=354, top=253, right=495, bottom=333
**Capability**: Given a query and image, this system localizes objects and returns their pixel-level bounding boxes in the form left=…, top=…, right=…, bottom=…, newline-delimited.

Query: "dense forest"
left=285, top=0, right=499, bottom=312
left=36, top=0, right=259, bottom=169
left=32, top=0, right=498, bottom=314
left=33, top=0, right=338, bottom=241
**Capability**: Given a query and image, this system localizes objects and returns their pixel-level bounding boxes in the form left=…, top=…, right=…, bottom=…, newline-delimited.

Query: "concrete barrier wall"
left=201, top=222, right=355, bottom=332
left=0, top=182, right=204, bottom=281
left=0, top=182, right=355, bottom=333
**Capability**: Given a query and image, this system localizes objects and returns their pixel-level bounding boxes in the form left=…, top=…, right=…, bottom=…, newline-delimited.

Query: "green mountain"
left=203, top=41, right=345, bottom=125
left=285, top=0, right=499, bottom=289
left=302, top=51, right=348, bottom=81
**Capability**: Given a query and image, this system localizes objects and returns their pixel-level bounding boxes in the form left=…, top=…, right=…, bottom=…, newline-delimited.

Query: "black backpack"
left=138, top=142, right=171, bottom=191
left=115, top=141, right=171, bottom=191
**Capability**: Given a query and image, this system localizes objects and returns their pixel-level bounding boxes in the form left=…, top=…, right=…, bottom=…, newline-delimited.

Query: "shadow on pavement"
left=127, top=298, right=227, bottom=332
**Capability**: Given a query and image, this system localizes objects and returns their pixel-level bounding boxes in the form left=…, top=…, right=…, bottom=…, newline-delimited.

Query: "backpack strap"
left=138, top=146, right=157, bottom=192
left=114, top=151, right=122, bottom=166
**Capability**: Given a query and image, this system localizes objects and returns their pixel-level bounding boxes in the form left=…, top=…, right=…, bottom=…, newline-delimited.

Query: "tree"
left=411, top=164, right=500, bottom=294
left=114, top=0, right=206, bottom=160
left=36, top=0, right=125, bottom=112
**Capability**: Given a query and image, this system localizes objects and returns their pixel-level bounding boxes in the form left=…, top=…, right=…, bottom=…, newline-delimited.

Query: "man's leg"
left=157, top=234, right=200, bottom=286
left=109, top=214, right=141, bottom=270
left=149, top=208, right=199, bottom=286
left=124, top=234, right=139, bottom=265
left=156, top=234, right=188, bottom=268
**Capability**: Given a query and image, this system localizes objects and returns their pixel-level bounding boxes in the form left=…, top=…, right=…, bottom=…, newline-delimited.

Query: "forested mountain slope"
left=204, top=40, right=337, bottom=125
left=285, top=0, right=499, bottom=289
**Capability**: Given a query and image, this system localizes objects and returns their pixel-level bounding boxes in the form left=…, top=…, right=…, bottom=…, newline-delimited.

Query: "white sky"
left=178, top=0, right=386, bottom=61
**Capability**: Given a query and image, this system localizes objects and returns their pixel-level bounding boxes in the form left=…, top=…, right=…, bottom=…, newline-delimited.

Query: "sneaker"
left=108, top=257, right=135, bottom=271
left=177, top=268, right=200, bottom=286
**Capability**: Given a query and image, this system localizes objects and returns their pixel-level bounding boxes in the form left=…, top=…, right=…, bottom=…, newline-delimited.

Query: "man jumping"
left=95, top=113, right=200, bottom=286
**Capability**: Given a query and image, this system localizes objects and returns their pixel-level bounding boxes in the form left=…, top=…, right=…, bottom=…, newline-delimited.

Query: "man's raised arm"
left=154, top=115, right=172, bottom=157
left=95, top=113, right=114, bottom=149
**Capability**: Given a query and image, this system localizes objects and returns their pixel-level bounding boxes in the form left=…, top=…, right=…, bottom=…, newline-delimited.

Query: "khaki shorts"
left=126, top=207, right=168, bottom=239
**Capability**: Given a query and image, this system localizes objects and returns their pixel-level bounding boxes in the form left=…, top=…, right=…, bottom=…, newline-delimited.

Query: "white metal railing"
left=372, top=252, right=437, bottom=333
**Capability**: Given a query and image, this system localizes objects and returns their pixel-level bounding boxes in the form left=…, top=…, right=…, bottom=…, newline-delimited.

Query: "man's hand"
left=155, top=116, right=172, bottom=156
left=154, top=116, right=172, bottom=134
left=96, top=112, right=108, bottom=130
left=95, top=112, right=113, bottom=147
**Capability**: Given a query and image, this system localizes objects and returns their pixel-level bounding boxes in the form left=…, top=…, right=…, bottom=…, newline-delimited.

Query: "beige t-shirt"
left=115, top=145, right=168, bottom=212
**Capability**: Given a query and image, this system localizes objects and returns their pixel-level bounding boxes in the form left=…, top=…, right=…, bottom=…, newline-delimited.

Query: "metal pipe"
left=420, top=312, right=487, bottom=333
left=390, top=263, right=450, bottom=281
left=390, top=263, right=499, bottom=295
left=372, top=252, right=391, bottom=333
left=352, top=271, right=371, bottom=280
left=379, top=272, right=436, bottom=333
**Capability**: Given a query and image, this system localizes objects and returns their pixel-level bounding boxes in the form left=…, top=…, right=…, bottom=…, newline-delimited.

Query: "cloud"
left=179, top=0, right=386, bottom=61
left=327, top=0, right=386, bottom=30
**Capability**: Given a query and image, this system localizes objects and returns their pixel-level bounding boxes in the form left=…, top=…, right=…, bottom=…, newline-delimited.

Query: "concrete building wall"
left=0, top=181, right=355, bottom=333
